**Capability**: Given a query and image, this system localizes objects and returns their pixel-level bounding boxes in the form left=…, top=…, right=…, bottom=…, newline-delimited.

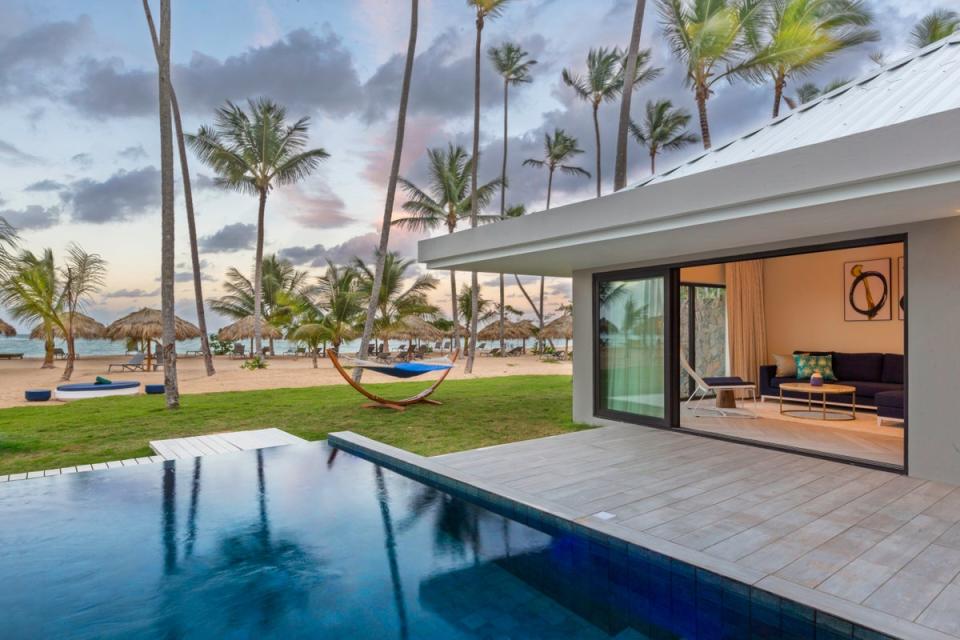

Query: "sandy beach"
left=0, top=354, right=572, bottom=409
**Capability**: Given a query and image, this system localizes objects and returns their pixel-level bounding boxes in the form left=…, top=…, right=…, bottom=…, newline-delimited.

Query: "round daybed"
left=55, top=381, right=141, bottom=401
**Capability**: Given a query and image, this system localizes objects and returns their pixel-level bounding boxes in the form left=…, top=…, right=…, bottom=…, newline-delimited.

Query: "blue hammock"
left=352, top=359, right=454, bottom=379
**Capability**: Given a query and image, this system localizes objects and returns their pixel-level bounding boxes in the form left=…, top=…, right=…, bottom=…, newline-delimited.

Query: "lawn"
left=0, top=375, right=586, bottom=475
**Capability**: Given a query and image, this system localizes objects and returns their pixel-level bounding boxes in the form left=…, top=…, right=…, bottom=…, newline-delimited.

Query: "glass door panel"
left=597, top=274, right=667, bottom=422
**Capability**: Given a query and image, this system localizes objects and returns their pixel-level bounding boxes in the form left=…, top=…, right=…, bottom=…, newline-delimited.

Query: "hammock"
left=327, top=348, right=459, bottom=410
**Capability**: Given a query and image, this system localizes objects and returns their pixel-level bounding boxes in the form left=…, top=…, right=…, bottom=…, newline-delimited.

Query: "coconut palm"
left=911, top=9, right=959, bottom=49
left=456, top=285, right=496, bottom=353
left=187, top=99, right=329, bottom=357
left=0, top=249, right=59, bottom=369
left=0, top=216, right=16, bottom=270
left=156, top=0, right=179, bottom=407
left=394, top=144, right=501, bottom=352
left=523, top=129, right=590, bottom=345
left=142, top=0, right=214, bottom=377
left=657, top=0, right=767, bottom=149
left=353, top=251, right=439, bottom=345
left=313, top=260, right=364, bottom=353
left=629, top=99, right=699, bottom=174
left=355, top=0, right=419, bottom=383
left=466, top=0, right=513, bottom=374
left=58, top=244, right=106, bottom=380
left=783, top=76, right=851, bottom=108
left=489, top=42, right=536, bottom=356
left=747, top=0, right=877, bottom=118
left=615, top=0, right=650, bottom=192
left=562, top=47, right=660, bottom=197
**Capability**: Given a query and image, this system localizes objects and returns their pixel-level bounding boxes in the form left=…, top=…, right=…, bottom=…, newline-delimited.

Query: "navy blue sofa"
left=760, top=352, right=904, bottom=412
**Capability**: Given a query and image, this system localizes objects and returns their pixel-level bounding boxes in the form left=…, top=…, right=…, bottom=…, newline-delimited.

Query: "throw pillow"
left=794, top=354, right=836, bottom=381
left=773, top=354, right=796, bottom=377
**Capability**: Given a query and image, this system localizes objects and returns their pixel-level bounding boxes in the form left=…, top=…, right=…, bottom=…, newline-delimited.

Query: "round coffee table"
left=778, top=382, right=857, bottom=421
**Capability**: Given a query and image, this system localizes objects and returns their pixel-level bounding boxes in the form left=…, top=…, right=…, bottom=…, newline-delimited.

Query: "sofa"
left=759, top=351, right=904, bottom=419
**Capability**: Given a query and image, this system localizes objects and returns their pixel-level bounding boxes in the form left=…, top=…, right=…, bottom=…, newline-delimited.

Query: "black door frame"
left=592, top=233, right=907, bottom=474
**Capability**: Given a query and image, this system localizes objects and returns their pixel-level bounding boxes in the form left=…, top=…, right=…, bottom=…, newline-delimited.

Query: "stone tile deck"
left=333, top=424, right=960, bottom=639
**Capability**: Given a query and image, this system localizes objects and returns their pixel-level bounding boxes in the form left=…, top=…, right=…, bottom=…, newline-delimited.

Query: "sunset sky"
left=0, top=0, right=936, bottom=331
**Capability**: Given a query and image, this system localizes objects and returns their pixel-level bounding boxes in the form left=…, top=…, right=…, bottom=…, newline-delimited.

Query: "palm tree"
left=394, top=144, right=501, bottom=355
left=629, top=99, right=699, bottom=174
left=466, top=0, right=513, bottom=374
left=615, top=0, right=649, bottom=192
left=187, top=99, right=329, bottom=357
left=498, top=204, right=542, bottom=333
left=355, top=0, right=419, bottom=383
left=563, top=47, right=660, bottom=197
left=0, top=249, right=58, bottom=369
left=141, top=0, right=214, bottom=377
left=748, top=0, right=877, bottom=118
left=523, top=129, right=590, bottom=345
left=314, top=260, right=364, bottom=352
left=658, top=0, right=767, bottom=149
left=156, top=0, right=179, bottom=408
left=490, top=42, right=535, bottom=357
left=58, top=244, right=106, bottom=380
left=353, top=251, right=438, bottom=347
left=783, top=76, right=851, bottom=108
left=911, top=9, right=960, bottom=49
left=457, top=285, right=496, bottom=352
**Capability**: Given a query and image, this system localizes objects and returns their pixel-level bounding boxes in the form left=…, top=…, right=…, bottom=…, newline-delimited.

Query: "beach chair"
left=107, top=352, right=146, bottom=372
left=505, top=346, right=523, bottom=356
left=229, top=344, right=246, bottom=359
left=681, top=354, right=757, bottom=418
left=53, top=347, right=66, bottom=360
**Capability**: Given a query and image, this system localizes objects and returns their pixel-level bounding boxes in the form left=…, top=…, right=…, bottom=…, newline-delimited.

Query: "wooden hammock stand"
left=326, top=348, right=459, bottom=411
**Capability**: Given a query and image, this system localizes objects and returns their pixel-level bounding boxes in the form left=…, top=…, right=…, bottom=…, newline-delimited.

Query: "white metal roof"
left=639, top=34, right=960, bottom=187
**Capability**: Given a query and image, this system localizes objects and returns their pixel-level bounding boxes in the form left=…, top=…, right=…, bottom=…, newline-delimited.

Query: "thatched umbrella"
left=382, top=316, right=444, bottom=342
left=30, top=312, right=106, bottom=340
left=105, top=308, right=201, bottom=371
left=0, top=318, right=16, bottom=337
left=511, top=319, right=537, bottom=353
left=217, top=316, right=282, bottom=354
left=540, top=314, right=573, bottom=353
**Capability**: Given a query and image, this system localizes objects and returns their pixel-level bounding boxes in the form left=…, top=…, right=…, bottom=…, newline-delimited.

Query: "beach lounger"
left=53, top=348, right=66, bottom=360
left=681, top=354, right=757, bottom=418
left=0, top=352, right=24, bottom=360
left=229, top=344, right=246, bottom=359
left=505, top=346, right=523, bottom=356
left=107, top=352, right=146, bottom=372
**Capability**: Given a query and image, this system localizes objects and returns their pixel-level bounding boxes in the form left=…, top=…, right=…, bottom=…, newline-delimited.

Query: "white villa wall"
left=571, top=217, right=960, bottom=485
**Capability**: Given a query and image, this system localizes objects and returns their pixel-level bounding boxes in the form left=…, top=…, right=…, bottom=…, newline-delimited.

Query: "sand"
left=0, top=353, right=572, bottom=409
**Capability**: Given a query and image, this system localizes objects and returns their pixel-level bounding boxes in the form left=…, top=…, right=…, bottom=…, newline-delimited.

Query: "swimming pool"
left=0, top=442, right=893, bottom=639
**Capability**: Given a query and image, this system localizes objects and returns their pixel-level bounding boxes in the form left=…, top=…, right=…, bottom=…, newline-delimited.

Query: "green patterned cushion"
left=794, top=354, right=836, bottom=381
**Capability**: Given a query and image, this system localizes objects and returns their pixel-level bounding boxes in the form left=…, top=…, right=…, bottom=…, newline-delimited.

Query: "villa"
left=421, top=33, right=960, bottom=486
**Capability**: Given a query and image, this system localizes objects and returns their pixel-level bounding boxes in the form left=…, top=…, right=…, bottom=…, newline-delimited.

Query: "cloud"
left=103, top=287, right=160, bottom=298
left=60, top=166, right=160, bottom=223
left=71, top=152, right=93, bottom=168
left=156, top=271, right=215, bottom=283
left=177, top=259, right=210, bottom=270
left=280, top=228, right=420, bottom=267
left=198, top=222, right=256, bottom=253
left=0, top=16, right=92, bottom=103
left=0, top=139, right=40, bottom=164
left=24, top=178, right=65, bottom=192
left=117, top=145, right=147, bottom=161
left=69, top=28, right=363, bottom=119
left=282, top=182, right=353, bottom=228
left=0, top=205, right=60, bottom=230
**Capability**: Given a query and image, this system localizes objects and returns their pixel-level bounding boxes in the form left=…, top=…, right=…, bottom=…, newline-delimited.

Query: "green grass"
left=0, top=375, right=587, bottom=475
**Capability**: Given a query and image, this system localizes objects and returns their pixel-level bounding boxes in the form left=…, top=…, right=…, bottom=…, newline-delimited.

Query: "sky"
left=0, top=0, right=940, bottom=332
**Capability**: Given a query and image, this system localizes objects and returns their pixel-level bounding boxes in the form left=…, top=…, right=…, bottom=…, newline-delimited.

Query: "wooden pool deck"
left=333, top=425, right=960, bottom=640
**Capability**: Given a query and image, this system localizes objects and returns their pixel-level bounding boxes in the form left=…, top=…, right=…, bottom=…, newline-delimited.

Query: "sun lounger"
left=53, top=348, right=66, bottom=360
left=229, top=344, right=246, bottom=359
left=0, top=352, right=24, bottom=360
left=107, top=352, right=146, bottom=372
left=505, top=346, right=523, bottom=356
left=681, top=354, right=757, bottom=418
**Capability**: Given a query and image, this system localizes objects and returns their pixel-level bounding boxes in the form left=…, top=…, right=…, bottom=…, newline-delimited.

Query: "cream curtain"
left=725, top=260, right=768, bottom=383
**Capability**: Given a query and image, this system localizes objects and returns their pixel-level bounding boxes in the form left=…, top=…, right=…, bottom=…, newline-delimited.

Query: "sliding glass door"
left=680, top=284, right=727, bottom=399
left=595, top=269, right=677, bottom=426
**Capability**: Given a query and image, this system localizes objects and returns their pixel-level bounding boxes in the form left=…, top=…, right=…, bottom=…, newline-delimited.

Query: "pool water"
left=0, top=442, right=889, bottom=639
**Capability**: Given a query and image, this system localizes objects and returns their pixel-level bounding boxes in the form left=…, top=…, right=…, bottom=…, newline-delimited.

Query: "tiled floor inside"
left=435, top=425, right=960, bottom=639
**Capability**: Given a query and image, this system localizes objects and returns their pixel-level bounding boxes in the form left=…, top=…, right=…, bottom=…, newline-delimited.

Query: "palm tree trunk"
left=498, top=78, right=509, bottom=356
left=63, top=335, right=76, bottom=381
left=592, top=102, right=602, bottom=198
left=614, top=0, right=646, bottom=191
left=449, top=269, right=458, bottom=353
left=142, top=0, right=214, bottom=377
left=41, top=326, right=54, bottom=369
left=354, top=0, right=418, bottom=382
left=538, top=277, right=545, bottom=352
left=772, top=69, right=786, bottom=118
left=466, top=11, right=485, bottom=374
left=312, top=347, right=318, bottom=369
left=158, top=0, right=179, bottom=408
left=252, top=188, right=267, bottom=357
left=650, top=149, right=656, bottom=175
left=695, top=83, right=711, bottom=150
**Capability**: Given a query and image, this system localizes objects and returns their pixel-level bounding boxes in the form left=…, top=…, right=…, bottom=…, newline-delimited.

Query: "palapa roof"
left=30, top=313, right=106, bottom=340
left=217, top=316, right=282, bottom=341
left=540, top=314, right=573, bottom=340
left=0, top=318, right=16, bottom=337
left=380, top=316, right=444, bottom=341
left=477, top=319, right=536, bottom=340
left=105, top=308, right=201, bottom=342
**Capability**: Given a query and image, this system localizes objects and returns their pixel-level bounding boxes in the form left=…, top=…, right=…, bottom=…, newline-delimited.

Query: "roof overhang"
left=419, top=109, right=960, bottom=277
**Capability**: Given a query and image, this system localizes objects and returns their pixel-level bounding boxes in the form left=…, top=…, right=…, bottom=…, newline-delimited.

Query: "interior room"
left=678, top=241, right=906, bottom=470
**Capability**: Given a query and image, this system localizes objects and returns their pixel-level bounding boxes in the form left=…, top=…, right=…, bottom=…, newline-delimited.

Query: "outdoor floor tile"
left=863, top=571, right=948, bottom=622
left=917, top=584, right=960, bottom=636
